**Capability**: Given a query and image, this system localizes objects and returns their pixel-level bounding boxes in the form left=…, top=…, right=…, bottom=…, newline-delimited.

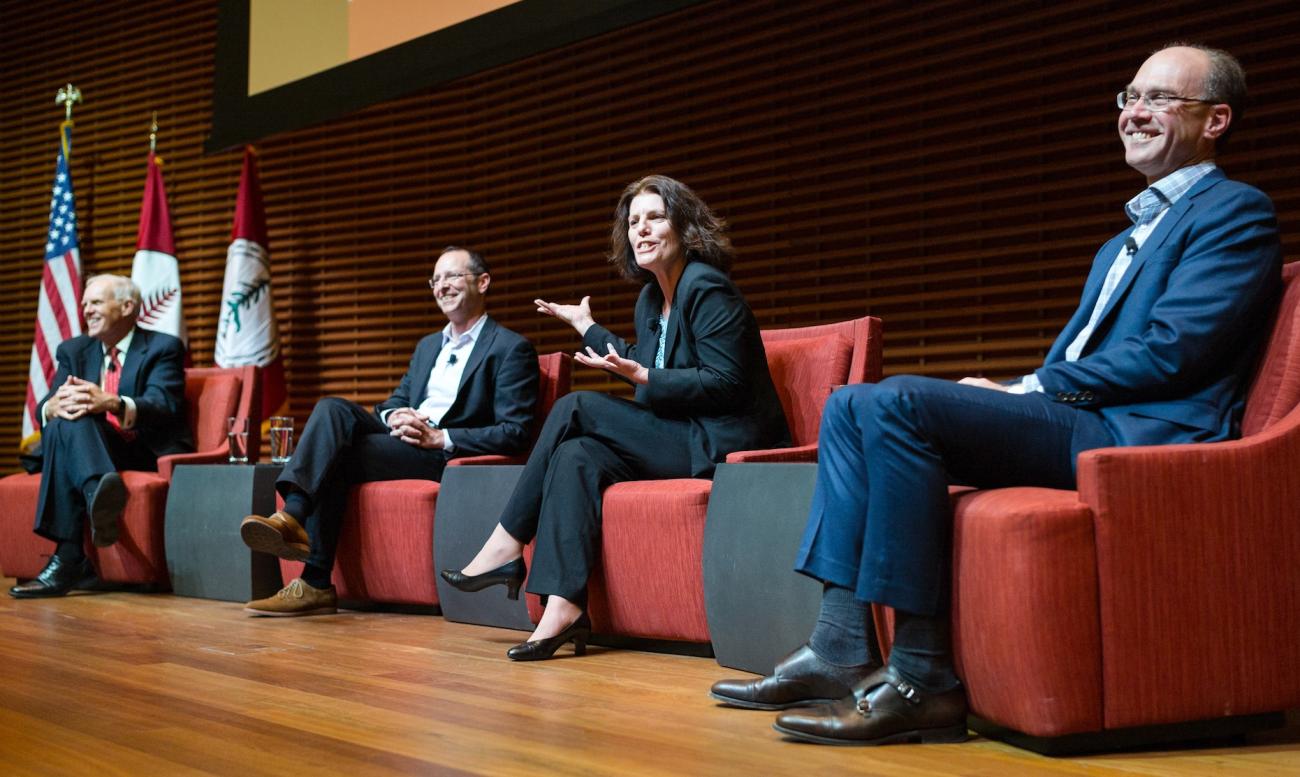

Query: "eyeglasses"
left=1116, top=91, right=1211, bottom=112
left=428, top=272, right=478, bottom=288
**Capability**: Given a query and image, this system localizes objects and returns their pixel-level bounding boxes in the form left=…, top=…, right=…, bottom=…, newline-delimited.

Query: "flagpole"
left=55, top=83, right=81, bottom=158
left=149, top=111, right=158, bottom=154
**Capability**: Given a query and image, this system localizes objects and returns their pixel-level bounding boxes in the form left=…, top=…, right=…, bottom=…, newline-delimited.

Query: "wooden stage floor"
left=2, top=580, right=1298, bottom=776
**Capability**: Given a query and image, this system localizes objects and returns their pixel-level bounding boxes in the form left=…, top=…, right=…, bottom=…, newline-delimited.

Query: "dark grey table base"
left=164, top=464, right=284, bottom=603
left=702, top=463, right=821, bottom=675
left=433, top=465, right=534, bottom=630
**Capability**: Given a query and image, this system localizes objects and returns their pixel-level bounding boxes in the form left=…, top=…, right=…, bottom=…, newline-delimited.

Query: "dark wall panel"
left=1, top=0, right=1298, bottom=472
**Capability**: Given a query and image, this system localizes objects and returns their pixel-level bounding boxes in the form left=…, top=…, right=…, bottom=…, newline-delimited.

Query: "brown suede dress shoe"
left=773, top=665, right=968, bottom=746
left=244, top=578, right=337, bottom=616
left=240, top=510, right=310, bottom=561
left=710, top=644, right=878, bottom=710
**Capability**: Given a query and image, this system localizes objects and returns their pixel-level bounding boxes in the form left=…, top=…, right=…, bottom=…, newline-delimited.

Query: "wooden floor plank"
left=1, top=583, right=1297, bottom=777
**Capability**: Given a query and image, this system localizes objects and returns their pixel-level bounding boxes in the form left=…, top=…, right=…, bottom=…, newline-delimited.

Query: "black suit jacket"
left=584, top=261, right=790, bottom=476
left=375, top=316, right=539, bottom=457
left=38, top=327, right=193, bottom=456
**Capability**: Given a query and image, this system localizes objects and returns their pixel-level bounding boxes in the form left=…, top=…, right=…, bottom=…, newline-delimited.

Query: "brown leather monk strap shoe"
left=773, top=665, right=968, bottom=746
left=710, top=644, right=879, bottom=710
left=240, top=510, right=310, bottom=561
left=244, top=578, right=337, bottom=617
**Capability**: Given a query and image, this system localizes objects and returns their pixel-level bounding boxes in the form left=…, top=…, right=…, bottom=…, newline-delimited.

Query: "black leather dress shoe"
left=440, top=558, right=526, bottom=600
left=773, top=665, right=968, bottom=746
left=507, top=613, right=591, bottom=661
left=9, top=556, right=96, bottom=599
left=710, top=644, right=878, bottom=710
left=88, top=471, right=126, bottom=547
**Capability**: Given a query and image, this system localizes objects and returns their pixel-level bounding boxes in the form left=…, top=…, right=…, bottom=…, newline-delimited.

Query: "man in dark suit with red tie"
left=10, top=273, right=192, bottom=598
left=240, top=246, right=539, bottom=616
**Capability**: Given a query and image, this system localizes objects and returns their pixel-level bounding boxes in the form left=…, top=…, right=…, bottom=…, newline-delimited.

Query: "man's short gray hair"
left=1158, top=42, right=1247, bottom=146
left=86, top=274, right=143, bottom=307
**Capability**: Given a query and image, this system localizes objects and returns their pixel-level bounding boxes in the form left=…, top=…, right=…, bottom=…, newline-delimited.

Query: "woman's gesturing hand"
left=575, top=343, right=649, bottom=385
left=536, top=296, right=595, bottom=336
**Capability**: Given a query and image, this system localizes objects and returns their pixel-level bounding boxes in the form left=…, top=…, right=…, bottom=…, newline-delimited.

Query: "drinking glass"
left=227, top=416, right=250, bottom=464
left=269, top=416, right=294, bottom=464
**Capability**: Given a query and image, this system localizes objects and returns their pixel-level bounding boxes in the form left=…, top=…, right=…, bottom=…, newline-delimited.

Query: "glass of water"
left=269, top=416, right=294, bottom=464
left=227, top=416, right=250, bottom=464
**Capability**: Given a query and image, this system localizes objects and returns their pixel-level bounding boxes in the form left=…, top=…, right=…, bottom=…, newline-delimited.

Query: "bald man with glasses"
left=713, top=43, right=1282, bottom=746
left=240, top=246, right=539, bottom=616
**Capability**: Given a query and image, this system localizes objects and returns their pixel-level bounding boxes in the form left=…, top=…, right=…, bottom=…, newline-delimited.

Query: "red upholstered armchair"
left=0, top=364, right=260, bottom=587
left=278, top=352, right=572, bottom=606
left=884, top=262, right=1300, bottom=749
left=526, top=316, right=883, bottom=644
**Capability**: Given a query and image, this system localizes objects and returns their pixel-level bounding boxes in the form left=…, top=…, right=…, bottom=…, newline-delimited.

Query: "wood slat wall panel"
left=1, top=0, right=1298, bottom=473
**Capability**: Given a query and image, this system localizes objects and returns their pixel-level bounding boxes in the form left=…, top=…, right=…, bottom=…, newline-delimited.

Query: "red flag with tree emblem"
left=131, top=152, right=187, bottom=348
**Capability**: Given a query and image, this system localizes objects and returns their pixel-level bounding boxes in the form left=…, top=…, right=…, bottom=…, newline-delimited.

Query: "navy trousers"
left=795, top=375, right=1115, bottom=616
left=277, top=397, right=448, bottom=573
left=498, top=391, right=695, bottom=603
left=36, top=416, right=156, bottom=542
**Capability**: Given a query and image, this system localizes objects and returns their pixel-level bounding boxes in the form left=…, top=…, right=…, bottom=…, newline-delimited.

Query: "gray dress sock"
left=807, top=583, right=881, bottom=667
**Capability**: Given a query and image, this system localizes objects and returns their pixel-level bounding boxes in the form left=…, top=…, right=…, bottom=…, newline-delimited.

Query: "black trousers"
left=276, top=397, right=448, bottom=572
left=498, top=391, right=696, bottom=603
left=36, top=416, right=156, bottom=542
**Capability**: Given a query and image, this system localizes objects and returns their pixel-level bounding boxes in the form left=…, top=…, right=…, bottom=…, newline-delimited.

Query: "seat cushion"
left=0, top=471, right=170, bottom=586
left=0, top=473, right=50, bottom=579
left=594, top=479, right=714, bottom=642
left=279, top=480, right=441, bottom=606
left=88, top=471, right=170, bottom=586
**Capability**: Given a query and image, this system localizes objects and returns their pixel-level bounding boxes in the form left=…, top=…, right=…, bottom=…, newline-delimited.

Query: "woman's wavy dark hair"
left=608, top=175, right=734, bottom=283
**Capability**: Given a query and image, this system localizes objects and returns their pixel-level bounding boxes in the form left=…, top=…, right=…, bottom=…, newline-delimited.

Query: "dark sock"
left=889, top=609, right=960, bottom=693
left=282, top=491, right=311, bottom=520
left=54, top=539, right=86, bottom=563
left=300, top=564, right=333, bottom=590
left=82, top=476, right=101, bottom=506
left=808, top=584, right=881, bottom=667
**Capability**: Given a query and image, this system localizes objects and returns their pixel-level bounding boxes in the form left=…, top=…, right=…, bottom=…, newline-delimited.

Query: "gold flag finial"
left=150, top=111, right=158, bottom=153
left=55, top=83, right=81, bottom=122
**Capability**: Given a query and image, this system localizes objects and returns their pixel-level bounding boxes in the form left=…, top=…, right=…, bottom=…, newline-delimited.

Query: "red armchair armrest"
left=725, top=443, right=819, bottom=464
left=156, top=448, right=235, bottom=480
left=448, top=454, right=526, bottom=467
left=1074, top=406, right=1300, bottom=728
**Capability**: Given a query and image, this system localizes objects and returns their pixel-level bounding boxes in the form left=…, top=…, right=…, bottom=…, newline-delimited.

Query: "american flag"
left=22, top=125, right=83, bottom=451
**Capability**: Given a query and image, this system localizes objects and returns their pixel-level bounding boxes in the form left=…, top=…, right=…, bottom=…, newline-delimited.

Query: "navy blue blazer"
left=583, top=261, right=791, bottom=476
left=1034, top=170, right=1282, bottom=446
left=38, top=327, right=193, bottom=456
left=375, top=316, right=539, bottom=457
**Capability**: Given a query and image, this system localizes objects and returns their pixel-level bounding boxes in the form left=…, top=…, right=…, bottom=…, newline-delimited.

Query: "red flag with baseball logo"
left=131, top=152, right=188, bottom=348
left=215, top=146, right=285, bottom=419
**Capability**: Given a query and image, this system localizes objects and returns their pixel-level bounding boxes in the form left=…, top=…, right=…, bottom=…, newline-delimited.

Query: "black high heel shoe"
left=507, top=613, right=592, bottom=661
left=439, top=558, right=526, bottom=600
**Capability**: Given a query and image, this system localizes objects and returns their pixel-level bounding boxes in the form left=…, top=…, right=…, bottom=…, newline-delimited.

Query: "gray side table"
left=702, top=463, right=822, bottom=675
left=433, top=464, right=534, bottom=630
left=164, top=463, right=284, bottom=602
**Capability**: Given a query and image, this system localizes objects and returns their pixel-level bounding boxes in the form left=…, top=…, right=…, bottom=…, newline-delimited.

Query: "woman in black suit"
left=442, top=175, right=789, bottom=660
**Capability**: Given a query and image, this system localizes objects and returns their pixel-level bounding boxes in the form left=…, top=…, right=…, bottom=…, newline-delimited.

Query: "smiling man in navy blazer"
left=10, top=274, right=191, bottom=598
left=711, top=43, right=1283, bottom=746
left=240, top=246, right=539, bottom=616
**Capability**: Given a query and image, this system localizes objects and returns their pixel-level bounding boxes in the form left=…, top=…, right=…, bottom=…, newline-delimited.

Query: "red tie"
left=102, top=348, right=132, bottom=438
